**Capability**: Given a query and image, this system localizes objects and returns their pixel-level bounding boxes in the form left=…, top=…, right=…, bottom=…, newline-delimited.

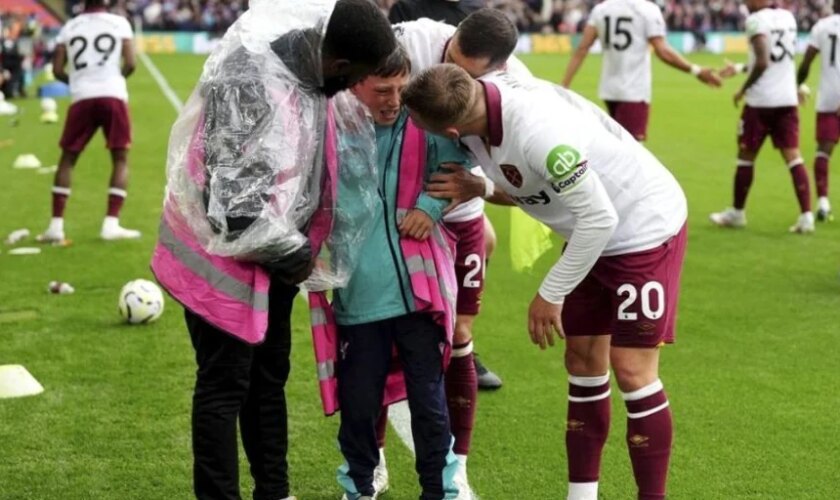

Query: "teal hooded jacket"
left=333, top=110, right=471, bottom=326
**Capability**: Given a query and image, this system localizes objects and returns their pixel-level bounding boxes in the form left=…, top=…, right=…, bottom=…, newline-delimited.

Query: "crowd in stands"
left=1, top=12, right=50, bottom=98
left=66, top=0, right=245, bottom=32
left=55, top=0, right=840, bottom=34
left=379, top=0, right=834, bottom=33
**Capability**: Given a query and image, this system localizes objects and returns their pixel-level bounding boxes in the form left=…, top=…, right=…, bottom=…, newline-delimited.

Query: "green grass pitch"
left=1, top=52, right=839, bottom=499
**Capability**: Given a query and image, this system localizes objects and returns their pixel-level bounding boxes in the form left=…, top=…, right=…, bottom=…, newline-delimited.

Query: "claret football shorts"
left=561, top=225, right=687, bottom=348
left=60, top=97, right=132, bottom=152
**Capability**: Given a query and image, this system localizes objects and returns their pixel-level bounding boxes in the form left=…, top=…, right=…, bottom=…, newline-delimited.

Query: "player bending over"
left=403, top=64, right=687, bottom=500
left=395, top=8, right=531, bottom=392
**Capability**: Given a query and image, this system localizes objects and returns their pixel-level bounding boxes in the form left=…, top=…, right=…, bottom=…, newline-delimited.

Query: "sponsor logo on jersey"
left=500, top=164, right=523, bottom=188
left=549, top=163, right=589, bottom=194
left=546, top=144, right=583, bottom=179
left=511, top=190, right=551, bottom=206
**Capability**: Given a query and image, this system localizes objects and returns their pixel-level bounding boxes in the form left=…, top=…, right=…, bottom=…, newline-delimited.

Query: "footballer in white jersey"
left=713, top=0, right=814, bottom=234
left=403, top=63, right=687, bottom=500
left=395, top=10, right=531, bottom=392
left=797, top=2, right=840, bottom=221
left=562, top=0, right=719, bottom=141
left=394, top=13, right=532, bottom=229
left=37, top=0, right=140, bottom=245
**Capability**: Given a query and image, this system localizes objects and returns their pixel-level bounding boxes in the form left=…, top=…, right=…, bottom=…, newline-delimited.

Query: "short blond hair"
left=401, top=63, right=477, bottom=128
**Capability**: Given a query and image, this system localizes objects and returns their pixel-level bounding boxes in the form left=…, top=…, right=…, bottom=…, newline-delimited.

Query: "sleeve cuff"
left=538, top=284, right=568, bottom=305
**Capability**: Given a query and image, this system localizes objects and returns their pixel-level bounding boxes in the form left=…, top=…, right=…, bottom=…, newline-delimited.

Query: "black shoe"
left=817, top=208, right=834, bottom=222
left=474, top=353, right=502, bottom=390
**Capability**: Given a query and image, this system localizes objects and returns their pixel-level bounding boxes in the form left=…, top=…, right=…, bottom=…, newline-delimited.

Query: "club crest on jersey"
left=546, top=145, right=583, bottom=180
left=500, top=164, right=523, bottom=188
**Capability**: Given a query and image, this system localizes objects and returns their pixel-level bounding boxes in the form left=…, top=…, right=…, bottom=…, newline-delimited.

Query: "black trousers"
left=185, top=280, right=297, bottom=500
left=337, top=313, right=452, bottom=500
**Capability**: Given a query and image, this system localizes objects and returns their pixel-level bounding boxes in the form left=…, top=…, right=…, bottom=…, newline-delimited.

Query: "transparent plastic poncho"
left=161, top=0, right=378, bottom=291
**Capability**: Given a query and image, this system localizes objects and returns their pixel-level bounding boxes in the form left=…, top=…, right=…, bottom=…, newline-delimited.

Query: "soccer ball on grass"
left=118, top=279, right=164, bottom=324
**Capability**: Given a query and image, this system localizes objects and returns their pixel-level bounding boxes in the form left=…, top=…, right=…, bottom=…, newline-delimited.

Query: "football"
left=118, top=279, right=165, bottom=324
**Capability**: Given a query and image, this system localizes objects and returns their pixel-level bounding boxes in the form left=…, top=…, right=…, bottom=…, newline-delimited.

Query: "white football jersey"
left=466, top=72, right=686, bottom=300
left=808, top=14, right=840, bottom=113
left=56, top=12, right=133, bottom=102
left=393, top=18, right=532, bottom=223
left=586, top=0, right=666, bottom=103
left=744, top=8, right=798, bottom=108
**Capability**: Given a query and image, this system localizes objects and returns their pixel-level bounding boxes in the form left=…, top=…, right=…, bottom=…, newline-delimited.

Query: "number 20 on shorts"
left=617, top=281, right=665, bottom=321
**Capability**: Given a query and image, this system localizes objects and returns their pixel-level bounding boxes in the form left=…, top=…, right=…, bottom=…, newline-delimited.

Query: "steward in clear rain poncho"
left=151, top=0, right=381, bottom=344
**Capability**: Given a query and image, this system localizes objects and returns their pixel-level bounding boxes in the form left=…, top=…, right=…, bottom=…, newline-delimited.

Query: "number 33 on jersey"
left=56, top=11, right=134, bottom=103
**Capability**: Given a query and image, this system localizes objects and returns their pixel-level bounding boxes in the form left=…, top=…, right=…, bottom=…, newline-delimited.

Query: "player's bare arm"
left=427, top=163, right=483, bottom=209
left=797, top=46, right=818, bottom=85
left=719, top=59, right=747, bottom=79
left=527, top=293, right=565, bottom=350
left=561, top=25, right=598, bottom=88
left=649, top=36, right=721, bottom=88
left=121, top=39, right=136, bottom=78
left=426, top=163, right=516, bottom=210
left=53, top=44, right=69, bottom=84
left=796, top=46, right=819, bottom=103
left=735, top=34, right=770, bottom=107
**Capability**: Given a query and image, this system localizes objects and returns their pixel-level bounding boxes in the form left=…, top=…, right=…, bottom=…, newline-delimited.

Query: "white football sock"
left=818, top=197, right=831, bottom=211
left=48, top=217, right=64, bottom=233
left=568, top=481, right=598, bottom=500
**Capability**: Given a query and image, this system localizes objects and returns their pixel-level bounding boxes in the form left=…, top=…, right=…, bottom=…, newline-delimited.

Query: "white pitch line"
left=138, top=51, right=184, bottom=113
left=387, top=401, right=416, bottom=453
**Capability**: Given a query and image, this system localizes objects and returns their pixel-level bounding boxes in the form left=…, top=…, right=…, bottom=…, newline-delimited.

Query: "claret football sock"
left=38, top=188, right=69, bottom=242
left=734, top=160, right=754, bottom=210
left=815, top=152, right=830, bottom=199
left=107, top=187, right=127, bottom=217
left=788, top=159, right=812, bottom=213
left=623, top=379, right=672, bottom=500
left=566, top=373, right=611, bottom=500
left=52, top=186, right=70, bottom=218
left=446, top=341, right=477, bottom=456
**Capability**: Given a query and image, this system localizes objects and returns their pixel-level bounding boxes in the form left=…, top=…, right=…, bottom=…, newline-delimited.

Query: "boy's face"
left=352, top=72, right=410, bottom=126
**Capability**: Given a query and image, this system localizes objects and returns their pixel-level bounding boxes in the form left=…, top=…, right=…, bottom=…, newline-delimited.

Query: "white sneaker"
left=101, top=217, right=141, bottom=240
left=36, top=227, right=65, bottom=243
left=453, top=464, right=477, bottom=500
left=37, top=217, right=65, bottom=243
left=373, top=460, right=389, bottom=496
left=789, top=212, right=815, bottom=234
left=709, top=208, right=747, bottom=228
left=817, top=197, right=833, bottom=222
left=340, top=463, right=386, bottom=500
